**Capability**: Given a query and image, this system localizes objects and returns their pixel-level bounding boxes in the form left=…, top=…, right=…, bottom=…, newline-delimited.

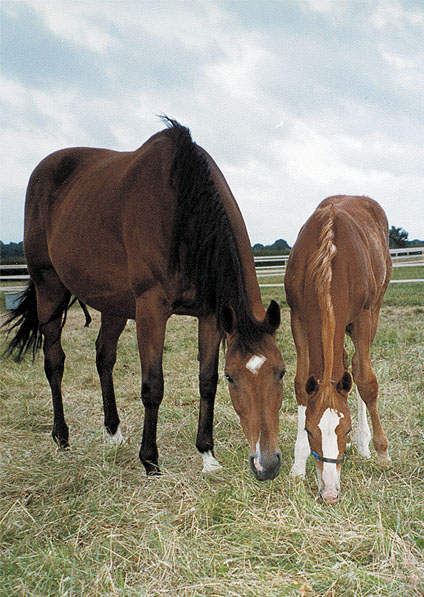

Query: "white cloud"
left=1, top=0, right=423, bottom=244
left=370, top=0, right=424, bottom=30
left=22, top=0, right=117, bottom=53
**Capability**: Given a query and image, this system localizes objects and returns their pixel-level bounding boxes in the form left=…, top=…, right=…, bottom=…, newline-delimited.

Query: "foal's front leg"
left=197, top=316, right=222, bottom=473
left=136, top=291, right=168, bottom=475
left=289, top=312, right=310, bottom=478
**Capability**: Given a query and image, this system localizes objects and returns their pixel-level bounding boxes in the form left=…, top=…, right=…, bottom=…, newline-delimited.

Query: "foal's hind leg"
left=196, top=316, right=222, bottom=472
left=96, top=313, right=127, bottom=444
left=34, top=271, right=71, bottom=448
left=351, top=310, right=390, bottom=463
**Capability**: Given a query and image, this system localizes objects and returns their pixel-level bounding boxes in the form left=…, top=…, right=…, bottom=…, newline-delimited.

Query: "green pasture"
left=0, top=281, right=423, bottom=596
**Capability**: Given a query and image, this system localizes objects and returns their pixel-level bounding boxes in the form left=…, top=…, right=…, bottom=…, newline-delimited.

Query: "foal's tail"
left=2, top=280, right=43, bottom=361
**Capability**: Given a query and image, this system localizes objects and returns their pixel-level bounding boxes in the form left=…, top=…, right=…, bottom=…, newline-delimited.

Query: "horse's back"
left=24, top=131, right=176, bottom=315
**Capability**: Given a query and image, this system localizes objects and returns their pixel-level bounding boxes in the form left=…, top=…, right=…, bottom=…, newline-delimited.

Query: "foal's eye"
left=225, top=373, right=234, bottom=384
left=279, top=369, right=286, bottom=380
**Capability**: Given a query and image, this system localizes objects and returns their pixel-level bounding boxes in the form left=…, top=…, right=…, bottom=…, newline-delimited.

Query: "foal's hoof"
left=378, top=452, right=392, bottom=465
left=289, top=465, right=306, bottom=479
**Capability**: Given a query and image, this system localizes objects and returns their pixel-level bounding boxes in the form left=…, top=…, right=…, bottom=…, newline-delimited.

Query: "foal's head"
left=222, top=300, right=285, bottom=481
left=304, top=373, right=352, bottom=503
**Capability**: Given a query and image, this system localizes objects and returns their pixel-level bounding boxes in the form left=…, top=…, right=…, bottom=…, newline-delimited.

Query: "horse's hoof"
left=201, top=451, right=222, bottom=473
left=106, top=425, right=124, bottom=445
left=52, top=432, right=69, bottom=450
left=143, top=462, right=161, bottom=476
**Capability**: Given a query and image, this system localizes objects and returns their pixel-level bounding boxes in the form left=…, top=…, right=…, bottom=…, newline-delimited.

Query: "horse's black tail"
left=2, top=280, right=43, bottom=361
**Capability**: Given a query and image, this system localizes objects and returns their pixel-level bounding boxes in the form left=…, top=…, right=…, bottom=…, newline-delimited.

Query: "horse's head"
left=222, top=300, right=285, bottom=481
left=304, top=373, right=352, bottom=503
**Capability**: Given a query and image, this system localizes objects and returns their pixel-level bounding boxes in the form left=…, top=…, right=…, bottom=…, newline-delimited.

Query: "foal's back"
left=285, top=195, right=391, bottom=316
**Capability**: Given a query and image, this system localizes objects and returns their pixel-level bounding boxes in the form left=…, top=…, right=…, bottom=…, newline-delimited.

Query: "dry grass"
left=1, top=289, right=423, bottom=596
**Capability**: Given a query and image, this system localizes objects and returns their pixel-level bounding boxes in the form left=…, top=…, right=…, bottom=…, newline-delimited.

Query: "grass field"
left=1, top=283, right=423, bottom=596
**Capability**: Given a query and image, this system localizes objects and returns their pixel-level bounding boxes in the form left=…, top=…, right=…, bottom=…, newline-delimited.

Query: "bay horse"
left=4, top=118, right=285, bottom=480
left=285, top=196, right=392, bottom=503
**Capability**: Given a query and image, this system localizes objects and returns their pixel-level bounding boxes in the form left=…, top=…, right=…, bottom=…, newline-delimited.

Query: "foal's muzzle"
left=249, top=450, right=281, bottom=481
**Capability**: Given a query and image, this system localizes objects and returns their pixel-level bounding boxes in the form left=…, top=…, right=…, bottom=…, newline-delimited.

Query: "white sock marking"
left=290, top=405, right=309, bottom=478
left=108, top=425, right=124, bottom=445
left=246, top=354, right=266, bottom=375
left=202, top=451, right=222, bottom=473
left=352, top=386, right=371, bottom=458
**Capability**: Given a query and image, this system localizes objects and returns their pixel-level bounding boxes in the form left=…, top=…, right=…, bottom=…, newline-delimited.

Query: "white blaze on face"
left=317, top=408, right=343, bottom=494
left=246, top=354, right=266, bottom=375
left=253, top=434, right=263, bottom=472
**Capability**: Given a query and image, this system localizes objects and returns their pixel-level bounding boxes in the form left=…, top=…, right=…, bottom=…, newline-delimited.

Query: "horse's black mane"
left=162, top=116, right=273, bottom=352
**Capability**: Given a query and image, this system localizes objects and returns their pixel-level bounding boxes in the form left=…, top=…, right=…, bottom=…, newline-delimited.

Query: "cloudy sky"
left=1, top=0, right=423, bottom=246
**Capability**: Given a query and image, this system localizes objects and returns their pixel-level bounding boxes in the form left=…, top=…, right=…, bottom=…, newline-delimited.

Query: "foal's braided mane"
left=306, top=204, right=338, bottom=407
left=163, top=116, right=272, bottom=351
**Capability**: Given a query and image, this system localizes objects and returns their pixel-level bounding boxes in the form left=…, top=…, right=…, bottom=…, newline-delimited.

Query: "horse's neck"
left=208, top=158, right=265, bottom=322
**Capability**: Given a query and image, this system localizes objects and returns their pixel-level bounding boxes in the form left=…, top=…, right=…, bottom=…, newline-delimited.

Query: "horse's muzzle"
left=249, top=450, right=281, bottom=481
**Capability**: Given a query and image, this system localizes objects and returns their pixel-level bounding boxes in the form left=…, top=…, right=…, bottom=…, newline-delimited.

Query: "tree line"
left=1, top=227, right=423, bottom=264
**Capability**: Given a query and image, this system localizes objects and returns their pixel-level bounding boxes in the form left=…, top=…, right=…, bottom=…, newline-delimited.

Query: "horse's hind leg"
left=95, top=313, right=127, bottom=444
left=196, top=316, right=222, bottom=472
left=351, top=309, right=390, bottom=463
left=33, top=270, right=71, bottom=448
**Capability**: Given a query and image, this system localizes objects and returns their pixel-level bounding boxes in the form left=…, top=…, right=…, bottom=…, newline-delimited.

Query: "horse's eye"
left=225, top=373, right=234, bottom=384
left=279, top=369, right=286, bottom=380
left=346, top=427, right=352, bottom=436
left=305, top=428, right=312, bottom=437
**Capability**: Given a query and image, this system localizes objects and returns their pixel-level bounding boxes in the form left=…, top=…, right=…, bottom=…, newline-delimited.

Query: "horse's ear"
left=337, top=371, right=352, bottom=394
left=265, top=300, right=280, bottom=332
left=306, top=376, right=319, bottom=395
left=222, top=305, right=237, bottom=335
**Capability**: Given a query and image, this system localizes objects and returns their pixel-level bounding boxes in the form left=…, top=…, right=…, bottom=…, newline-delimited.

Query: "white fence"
left=1, top=247, right=423, bottom=293
left=254, top=247, right=423, bottom=287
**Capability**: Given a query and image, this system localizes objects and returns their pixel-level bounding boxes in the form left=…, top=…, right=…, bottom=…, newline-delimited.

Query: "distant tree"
left=252, top=238, right=291, bottom=256
left=0, top=241, right=25, bottom=264
left=389, top=227, right=409, bottom=249
left=272, top=239, right=291, bottom=252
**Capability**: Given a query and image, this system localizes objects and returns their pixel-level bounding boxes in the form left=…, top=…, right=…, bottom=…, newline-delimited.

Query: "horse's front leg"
left=95, top=313, right=127, bottom=444
left=136, top=290, right=168, bottom=476
left=196, top=316, right=222, bottom=473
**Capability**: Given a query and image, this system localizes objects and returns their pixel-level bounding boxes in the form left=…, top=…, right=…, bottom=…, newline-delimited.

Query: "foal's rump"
left=286, top=195, right=391, bottom=314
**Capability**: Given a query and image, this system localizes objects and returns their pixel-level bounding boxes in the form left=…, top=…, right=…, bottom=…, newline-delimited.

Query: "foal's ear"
left=265, top=300, right=280, bottom=332
left=337, top=371, right=352, bottom=394
left=221, top=305, right=238, bottom=335
left=306, top=376, right=319, bottom=395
